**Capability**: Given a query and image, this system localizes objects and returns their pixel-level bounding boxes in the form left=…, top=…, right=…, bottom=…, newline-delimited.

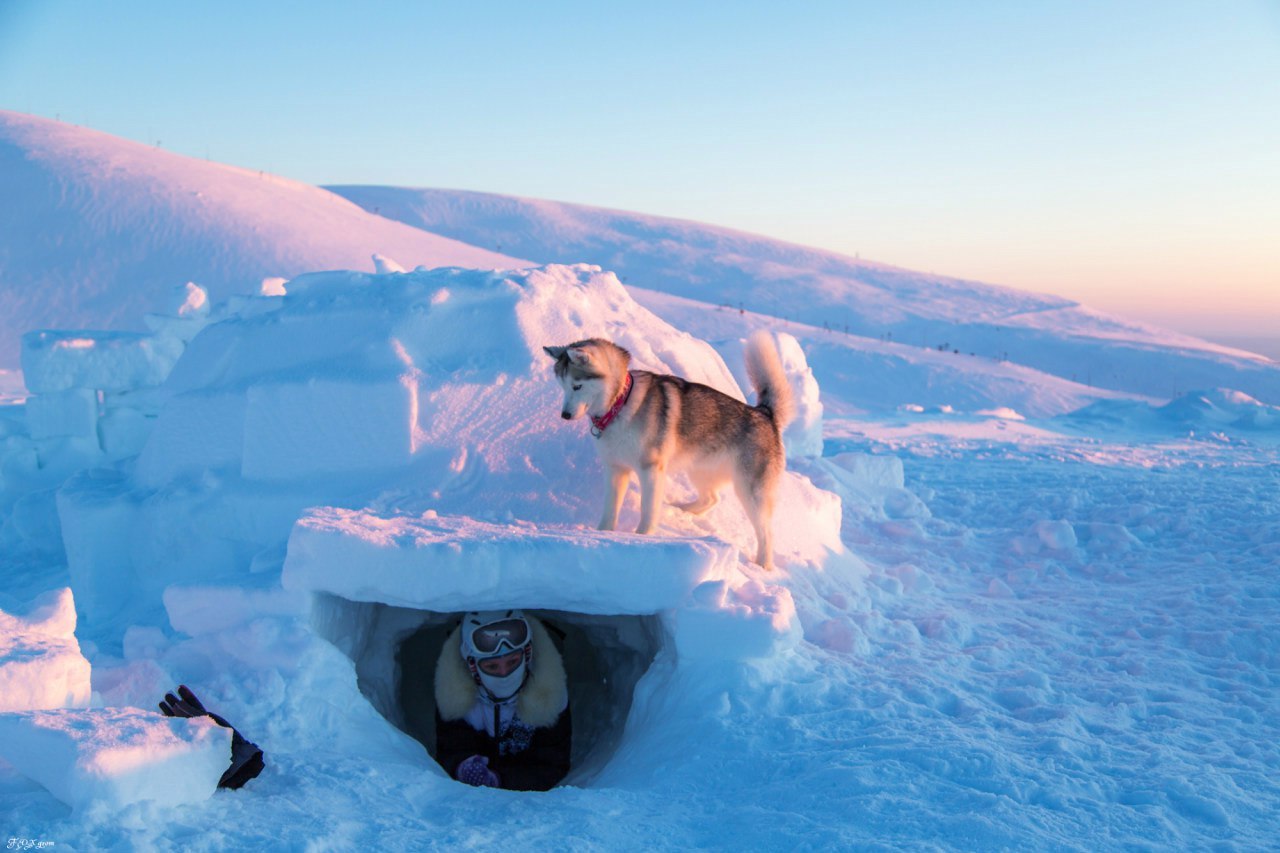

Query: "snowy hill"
left=329, top=186, right=1280, bottom=405
left=0, top=111, right=524, bottom=367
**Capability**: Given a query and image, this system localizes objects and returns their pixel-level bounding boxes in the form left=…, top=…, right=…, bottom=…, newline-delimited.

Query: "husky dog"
left=543, top=332, right=794, bottom=570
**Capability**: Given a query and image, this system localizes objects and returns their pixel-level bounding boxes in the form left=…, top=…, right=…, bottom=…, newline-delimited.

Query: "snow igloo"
left=54, top=263, right=844, bottom=786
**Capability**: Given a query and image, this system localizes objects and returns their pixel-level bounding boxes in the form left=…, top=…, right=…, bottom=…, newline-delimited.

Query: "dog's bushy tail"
left=744, top=330, right=795, bottom=431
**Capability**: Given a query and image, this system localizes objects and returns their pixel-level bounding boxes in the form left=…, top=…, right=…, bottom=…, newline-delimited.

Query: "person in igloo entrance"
left=434, top=610, right=572, bottom=791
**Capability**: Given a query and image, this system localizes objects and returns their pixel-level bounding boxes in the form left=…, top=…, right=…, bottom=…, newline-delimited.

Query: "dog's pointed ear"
left=567, top=346, right=592, bottom=366
left=543, top=345, right=566, bottom=360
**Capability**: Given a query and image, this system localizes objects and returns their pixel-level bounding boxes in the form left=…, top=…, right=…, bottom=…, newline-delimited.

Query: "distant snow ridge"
left=330, top=186, right=1280, bottom=405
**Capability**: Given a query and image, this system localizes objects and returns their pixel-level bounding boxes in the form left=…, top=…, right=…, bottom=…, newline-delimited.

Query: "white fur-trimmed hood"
left=434, top=617, right=568, bottom=729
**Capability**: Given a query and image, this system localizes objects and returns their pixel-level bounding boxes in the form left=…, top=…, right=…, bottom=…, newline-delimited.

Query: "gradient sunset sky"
left=2, top=1, right=1276, bottom=354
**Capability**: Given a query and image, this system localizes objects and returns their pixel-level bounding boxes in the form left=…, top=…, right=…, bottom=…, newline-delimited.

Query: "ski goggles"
left=476, top=648, right=527, bottom=676
left=469, top=618, right=530, bottom=655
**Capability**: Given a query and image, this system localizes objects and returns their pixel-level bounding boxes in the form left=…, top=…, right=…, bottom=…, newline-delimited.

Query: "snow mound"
left=0, top=708, right=229, bottom=811
left=0, top=588, right=91, bottom=712
left=1157, top=388, right=1280, bottom=430
left=976, top=406, right=1025, bottom=421
left=1066, top=387, right=1280, bottom=436
left=0, top=111, right=525, bottom=368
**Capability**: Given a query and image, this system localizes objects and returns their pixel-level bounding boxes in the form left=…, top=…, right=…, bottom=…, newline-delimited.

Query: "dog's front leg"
left=599, top=465, right=630, bottom=531
left=636, top=463, right=665, bottom=534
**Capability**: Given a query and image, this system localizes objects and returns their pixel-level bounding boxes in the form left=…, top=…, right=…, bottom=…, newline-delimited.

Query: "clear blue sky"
left=2, top=0, right=1277, bottom=353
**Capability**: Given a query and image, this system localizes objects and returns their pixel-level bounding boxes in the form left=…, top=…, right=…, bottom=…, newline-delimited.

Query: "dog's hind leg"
left=636, top=463, right=666, bottom=534
left=599, top=465, right=630, bottom=531
left=753, top=503, right=776, bottom=571
left=734, top=477, right=777, bottom=571
left=675, top=469, right=723, bottom=516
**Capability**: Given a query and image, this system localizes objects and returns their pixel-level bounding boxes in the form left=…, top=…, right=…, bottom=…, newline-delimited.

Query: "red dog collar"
left=591, top=372, right=633, bottom=438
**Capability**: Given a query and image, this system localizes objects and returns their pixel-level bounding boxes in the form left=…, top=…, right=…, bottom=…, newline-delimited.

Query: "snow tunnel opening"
left=308, top=593, right=665, bottom=787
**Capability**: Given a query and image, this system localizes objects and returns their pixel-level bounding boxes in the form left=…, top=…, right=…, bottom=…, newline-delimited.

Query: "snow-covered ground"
left=1, top=114, right=1277, bottom=849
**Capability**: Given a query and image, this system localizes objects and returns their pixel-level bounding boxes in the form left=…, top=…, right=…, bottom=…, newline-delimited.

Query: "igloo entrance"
left=308, top=593, right=664, bottom=786
left=281, top=506, right=758, bottom=786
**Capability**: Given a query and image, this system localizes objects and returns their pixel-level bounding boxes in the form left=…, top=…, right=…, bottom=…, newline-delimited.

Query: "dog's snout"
left=561, top=411, right=572, bottom=420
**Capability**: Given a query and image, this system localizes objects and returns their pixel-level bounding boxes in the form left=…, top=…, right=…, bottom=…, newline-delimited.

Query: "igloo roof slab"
left=282, top=507, right=740, bottom=614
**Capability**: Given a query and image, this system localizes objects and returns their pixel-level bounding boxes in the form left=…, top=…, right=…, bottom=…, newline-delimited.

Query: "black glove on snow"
left=159, top=684, right=266, bottom=790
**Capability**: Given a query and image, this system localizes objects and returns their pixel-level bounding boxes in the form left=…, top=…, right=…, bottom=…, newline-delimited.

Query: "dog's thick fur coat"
left=544, top=332, right=794, bottom=570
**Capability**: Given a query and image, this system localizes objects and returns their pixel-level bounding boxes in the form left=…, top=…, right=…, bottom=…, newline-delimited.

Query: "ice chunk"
left=372, top=253, right=406, bottom=274
left=175, top=282, right=210, bottom=318
left=826, top=453, right=905, bottom=490
left=883, top=487, right=930, bottom=520
left=57, top=470, right=144, bottom=623
left=1079, top=522, right=1142, bottom=553
left=1033, top=520, right=1078, bottom=550
left=0, top=708, right=230, bottom=811
left=143, top=283, right=212, bottom=342
left=282, top=508, right=739, bottom=614
left=0, top=588, right=91, bottom=712
left=1, top=438, right=38, bottom=481
left=21, top=330, right=185, bottom=394
left=98, top=406, right=154, bottom=458
left=25, top=388, right=99, bottom=440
